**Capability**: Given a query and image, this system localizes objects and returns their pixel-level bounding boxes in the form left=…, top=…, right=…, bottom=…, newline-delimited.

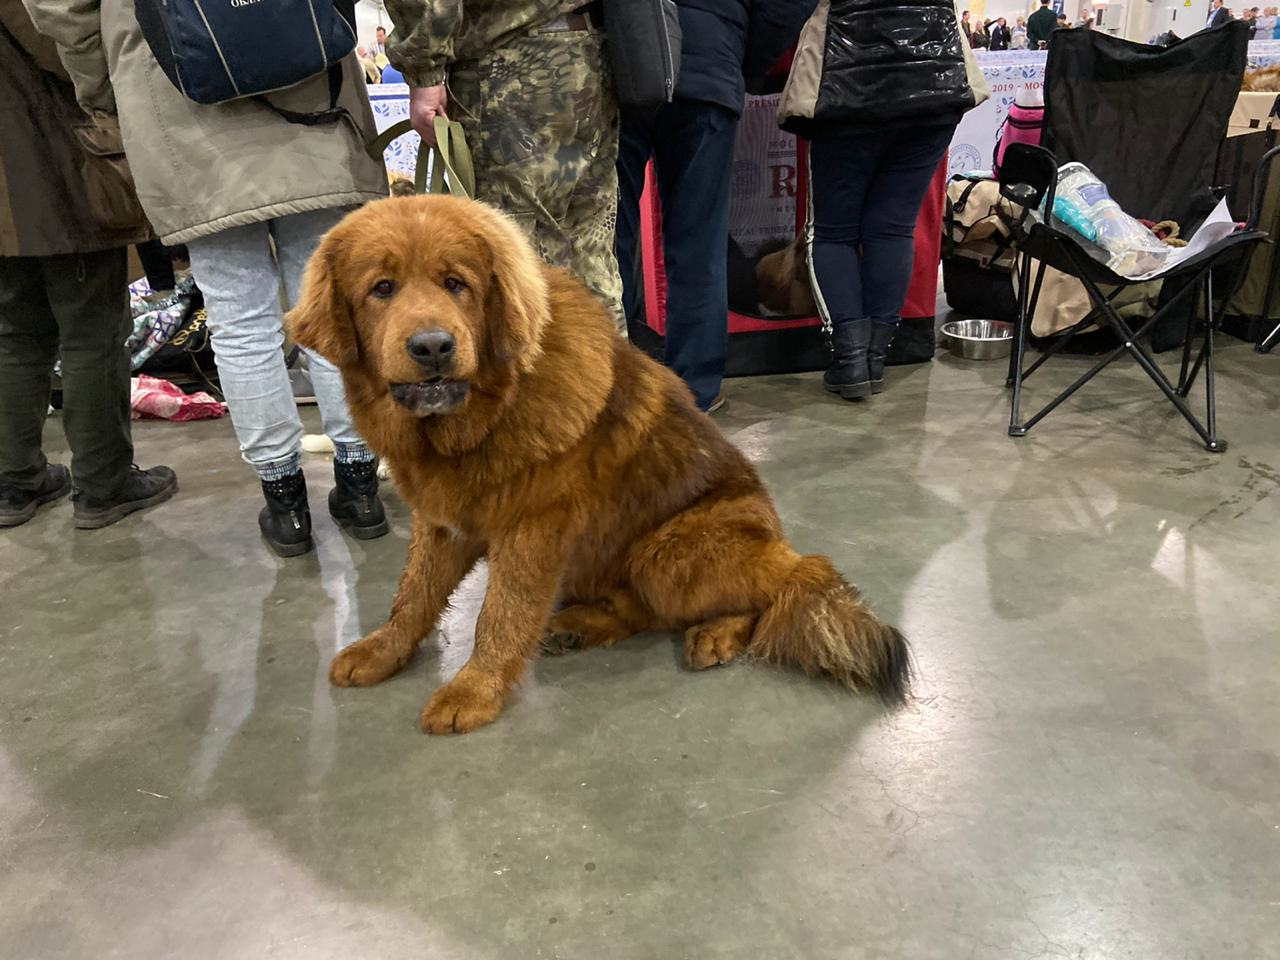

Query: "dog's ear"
left=481, top=206, right=551, bottom=372
left=287, top=230, right=358, bottom=366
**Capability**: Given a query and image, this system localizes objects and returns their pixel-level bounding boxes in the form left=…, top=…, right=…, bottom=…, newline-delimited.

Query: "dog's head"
left=287, top=196, right=551, bottom=417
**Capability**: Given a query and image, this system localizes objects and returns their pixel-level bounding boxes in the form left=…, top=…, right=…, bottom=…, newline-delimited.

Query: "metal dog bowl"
left=941, top=319, right=1014, bottom=360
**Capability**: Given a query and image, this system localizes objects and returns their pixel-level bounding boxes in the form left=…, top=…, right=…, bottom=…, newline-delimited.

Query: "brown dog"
left=288, top=196, right=910, bottom=734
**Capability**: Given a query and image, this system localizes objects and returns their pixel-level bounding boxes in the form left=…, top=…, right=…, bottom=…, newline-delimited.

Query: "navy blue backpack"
left=134, top=0, right=357, bottom=125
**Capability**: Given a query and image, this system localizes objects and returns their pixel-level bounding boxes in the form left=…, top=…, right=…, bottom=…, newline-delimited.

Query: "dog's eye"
left=371, top=279, right=396, bottom=299
left=443, top=276, right=467, bottom=294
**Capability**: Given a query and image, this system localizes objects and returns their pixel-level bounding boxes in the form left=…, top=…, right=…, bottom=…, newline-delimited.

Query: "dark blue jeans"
left=616, top=100, right=738, bottom=410
left=808, top=123, right=955, bottom=332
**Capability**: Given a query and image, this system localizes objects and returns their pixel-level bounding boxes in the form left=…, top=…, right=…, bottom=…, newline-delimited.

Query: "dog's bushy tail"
left=749, top=555, right=911, bottom=705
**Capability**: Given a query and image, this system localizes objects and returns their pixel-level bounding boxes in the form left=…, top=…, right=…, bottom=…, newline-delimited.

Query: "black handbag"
left=603, top=0, right=682, bottom=109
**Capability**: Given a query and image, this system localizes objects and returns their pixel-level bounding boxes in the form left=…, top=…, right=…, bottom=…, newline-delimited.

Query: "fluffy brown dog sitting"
left=288, top=196, right=910, bottom=734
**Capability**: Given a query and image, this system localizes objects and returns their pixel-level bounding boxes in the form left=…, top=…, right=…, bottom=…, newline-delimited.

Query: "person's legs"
left=560, top=31, right=624, bottom=327
left=466, top=31, right=624, bottom=326
left=188, top=221, right=316, bottom=554
left=614, top=109, right=656, bottom=329
left=0, top=257, right=59, bottom=490
left=135, top=239, right=177, bottom=293
left=187, top=221, right=303, bottom=479
left=807, top=134, right=881, bottom=330
left=40, top=248, right=135, bottom=499
left=274, top=207, right=387, bottom=542
left=859, top=124, right=955, bottom=326
left=273, top=206, right=372, bottom=464
left=652, top=100, right=739, bottom=411
left=806, top=133, right=884, bottom=399
left=35, top=249, right=176, bottom=528
left=859, top=123, right=955, bottom=392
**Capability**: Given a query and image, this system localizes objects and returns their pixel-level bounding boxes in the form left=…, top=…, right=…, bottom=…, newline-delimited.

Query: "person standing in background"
left=990, top=16, right=1011, bottom=48
left=1206, top=0, right=1232, bottom=28
left=0, top=0, right=175, bottom=529
left=779, top=0, right=988, bottom=402
left=384, top=0, right=625, bottom=327
left=25, top=0, right=392, bottom=558
left=961, top=9, right=973, bottom=41
left=1011, top=15, right=1029, bottom=47
left=1027, top=0, right=1059, bottom=48
left=613, top=0, right=816, bottom=414
left=371, top=26, right=391, bottom=67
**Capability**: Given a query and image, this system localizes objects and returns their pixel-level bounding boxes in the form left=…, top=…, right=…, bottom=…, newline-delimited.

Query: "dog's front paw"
left=329, top=630, right=407, bottom=687
left=420, top=675, right=504, bottom=734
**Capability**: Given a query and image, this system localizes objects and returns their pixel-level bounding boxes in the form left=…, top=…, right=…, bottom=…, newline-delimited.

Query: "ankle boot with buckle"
left=260, top=470, right=313, bottom=557
left=329, top=459, right=389, bottom=540
left=868, top=321, right=897, bottom=395
left=823, top=319, right=873, bottom=401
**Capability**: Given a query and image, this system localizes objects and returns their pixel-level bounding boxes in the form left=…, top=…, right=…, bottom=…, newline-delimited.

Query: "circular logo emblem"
left=949, top=144, right=984, bottom=177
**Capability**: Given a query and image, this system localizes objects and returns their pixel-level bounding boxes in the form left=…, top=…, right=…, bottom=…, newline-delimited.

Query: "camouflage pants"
left=450, top=30, right=623, bottom=329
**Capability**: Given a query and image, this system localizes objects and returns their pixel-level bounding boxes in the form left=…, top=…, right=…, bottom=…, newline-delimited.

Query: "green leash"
left=368, top=115, right=475, bottom=198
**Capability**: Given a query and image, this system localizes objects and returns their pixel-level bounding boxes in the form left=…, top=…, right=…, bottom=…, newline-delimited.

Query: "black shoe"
left=823, top=319, right=873, bottom=401
left=73, top=464, right=177, bottom=529
left=0, top=464, right=72, bottom=528
left=259, top=471, right=314, bottom=557
left=329, top=459, right=389, bottom=540
left=868, top=322, right=897, bottom=395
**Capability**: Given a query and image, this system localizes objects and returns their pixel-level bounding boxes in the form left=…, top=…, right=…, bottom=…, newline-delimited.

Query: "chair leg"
left=1261, top=321, right=1280, bottom=354
left=1008, top=256, right=1034, bottom=437
left=1176, top=276, right=1199, bottom=395
left=1070, top=254, right=1225, bottom=452
left=1203, top=289, right=1224, bottom=452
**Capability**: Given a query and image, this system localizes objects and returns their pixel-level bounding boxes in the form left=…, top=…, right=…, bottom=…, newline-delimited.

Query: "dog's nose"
left=406, top=329, right=455, bottom=368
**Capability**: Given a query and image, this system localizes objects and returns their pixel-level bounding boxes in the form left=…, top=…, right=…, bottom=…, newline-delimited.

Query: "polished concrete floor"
left=2, top=338, right=1278, bottom=960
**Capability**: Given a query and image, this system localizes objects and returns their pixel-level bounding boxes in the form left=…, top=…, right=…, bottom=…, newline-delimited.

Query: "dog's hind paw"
left=540, top=628, right=583, bottom=657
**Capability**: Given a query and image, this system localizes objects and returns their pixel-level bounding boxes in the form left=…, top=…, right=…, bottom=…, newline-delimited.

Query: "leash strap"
left=368, top=117, right=475, bottom=197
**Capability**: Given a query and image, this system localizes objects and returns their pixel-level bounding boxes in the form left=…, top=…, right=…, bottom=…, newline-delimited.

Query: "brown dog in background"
left=288, top=196, right=910, bottom=734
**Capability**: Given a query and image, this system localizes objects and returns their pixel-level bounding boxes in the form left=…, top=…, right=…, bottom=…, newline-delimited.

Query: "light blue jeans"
left=187, top=208, right=371, bottom=480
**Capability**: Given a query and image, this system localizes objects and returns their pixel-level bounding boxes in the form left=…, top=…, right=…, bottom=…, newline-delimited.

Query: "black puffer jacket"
left=778, top=0, right=988, bottom=137
left=674, top=0, right=816, bottom=117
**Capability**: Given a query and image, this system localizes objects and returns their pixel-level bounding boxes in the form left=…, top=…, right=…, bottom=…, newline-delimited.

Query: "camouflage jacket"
left=383, top=0, right=581, bottom=86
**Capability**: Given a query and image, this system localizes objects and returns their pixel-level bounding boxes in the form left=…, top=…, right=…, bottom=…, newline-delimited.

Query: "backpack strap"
left=254, top=62, right=349, bottom=126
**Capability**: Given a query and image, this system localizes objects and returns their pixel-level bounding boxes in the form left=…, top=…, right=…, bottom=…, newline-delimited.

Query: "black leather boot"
left=823, top=319, right=873, bottom=401
left=329, top=459, right=389, bottom=540
left=868, top=322, right=897, bottom=395
left=259, top=471, right=314, bottom=557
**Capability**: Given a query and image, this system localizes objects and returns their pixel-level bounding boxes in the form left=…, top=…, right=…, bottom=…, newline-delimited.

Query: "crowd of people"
left=962, top=0, right=1280, bottom=47
left=1, top=0, right=991, bottom=552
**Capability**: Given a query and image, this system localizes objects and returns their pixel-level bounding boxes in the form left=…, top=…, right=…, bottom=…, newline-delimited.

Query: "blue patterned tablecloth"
left=369, top=83, right=419, bottom=177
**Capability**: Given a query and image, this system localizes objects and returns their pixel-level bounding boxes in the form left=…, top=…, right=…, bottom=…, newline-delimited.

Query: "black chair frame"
left=998, top=143, right=1278, bottom=453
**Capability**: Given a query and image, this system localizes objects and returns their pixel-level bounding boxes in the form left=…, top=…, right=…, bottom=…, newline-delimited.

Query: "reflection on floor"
left=2, top=337, right=1278, bottom=959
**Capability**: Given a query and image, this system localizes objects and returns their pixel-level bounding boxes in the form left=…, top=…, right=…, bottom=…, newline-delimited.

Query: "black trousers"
left=0, top=250, right=134, bottom=499
left=615, top=100, right=739, bottom=411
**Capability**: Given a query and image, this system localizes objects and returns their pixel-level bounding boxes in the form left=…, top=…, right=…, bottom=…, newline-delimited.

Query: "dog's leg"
left=684, top=614, right=757, bottom=671
left=541, top=590, right=648, bottom=656
left=420, top=524, right=572, bottom=734
left=330, top=521, right=481, bottom=687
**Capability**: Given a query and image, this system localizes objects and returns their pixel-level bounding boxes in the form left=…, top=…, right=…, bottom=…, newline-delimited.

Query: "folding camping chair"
left=1000, top=22, right=1275, bottom=452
